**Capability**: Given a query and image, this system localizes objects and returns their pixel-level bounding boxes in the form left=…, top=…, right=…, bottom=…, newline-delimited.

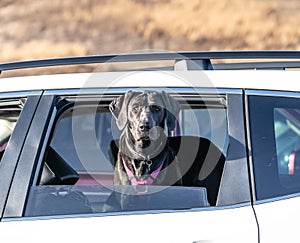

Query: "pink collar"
left=122, top=156, right=163, bottom=191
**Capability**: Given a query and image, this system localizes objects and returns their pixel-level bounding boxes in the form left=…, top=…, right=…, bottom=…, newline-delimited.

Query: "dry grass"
left=0, top=0, right=299, bottom=63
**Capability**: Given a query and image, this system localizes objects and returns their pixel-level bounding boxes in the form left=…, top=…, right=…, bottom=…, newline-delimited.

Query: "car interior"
left=0, top=100, right=23, bottom=161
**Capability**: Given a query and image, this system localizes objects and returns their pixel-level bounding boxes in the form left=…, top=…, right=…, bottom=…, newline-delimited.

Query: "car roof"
left=0, top=51, right=300, bottom=93
left=1, top=71, right=300, bottom=93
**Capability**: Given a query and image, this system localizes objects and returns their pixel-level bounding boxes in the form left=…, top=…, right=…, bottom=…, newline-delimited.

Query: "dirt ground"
left=0, top=0, right=299, bottom=66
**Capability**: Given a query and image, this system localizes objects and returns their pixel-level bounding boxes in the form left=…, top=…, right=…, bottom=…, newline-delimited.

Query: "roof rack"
left=1, top=51, right=300, bottom=74
left=214, top=61, right=300, bottom=70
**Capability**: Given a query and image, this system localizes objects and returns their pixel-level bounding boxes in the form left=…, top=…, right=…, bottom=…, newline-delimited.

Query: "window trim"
left=4, top=88, right=252, bottom=219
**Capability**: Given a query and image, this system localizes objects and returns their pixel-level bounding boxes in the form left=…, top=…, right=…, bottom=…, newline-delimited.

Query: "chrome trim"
left=244, top=93, right=257, bottom=202
left=254, top=192, right=300, bottom=205
left=0, top=90, right=42, bottom=99
left=44, top=87, right=242, bottom=96
left=245, top=89, right=300, bottom=98
left=3, top=202, right=252, bottom=222
left=190, top=202, right=252, bottom=211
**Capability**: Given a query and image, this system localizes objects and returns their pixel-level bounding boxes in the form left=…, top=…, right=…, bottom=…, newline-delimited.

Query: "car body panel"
left=0, top=71, right=300, bottom=93
left=254, top=196, right=300, bottom=243
left=2, top=205, right=258, bottom=243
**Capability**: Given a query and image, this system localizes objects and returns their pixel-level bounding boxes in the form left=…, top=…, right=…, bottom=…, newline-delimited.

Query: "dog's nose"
left=139, top=122, right=151, bottom=131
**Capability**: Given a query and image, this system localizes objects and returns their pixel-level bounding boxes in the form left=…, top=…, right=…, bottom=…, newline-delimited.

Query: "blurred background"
left=1, top=0, right=299, bottom=64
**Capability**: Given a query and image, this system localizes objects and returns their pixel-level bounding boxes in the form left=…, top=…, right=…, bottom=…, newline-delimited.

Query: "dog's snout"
left=138, top=107, right=153, bottom=131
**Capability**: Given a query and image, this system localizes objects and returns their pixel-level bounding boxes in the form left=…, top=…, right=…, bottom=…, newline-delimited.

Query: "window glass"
left=249, top=95, right=300, bottom=200
left=0, top=99, right=23, bottom=162
left=25, top=94, right=229, bottom=217
left=274, top=108, right=300, bottom=188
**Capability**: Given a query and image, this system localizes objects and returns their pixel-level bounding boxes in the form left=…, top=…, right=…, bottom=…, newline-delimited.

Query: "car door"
left=247, top=90, right=300, bottom=243
left=1, top=88, right=258, bottom=243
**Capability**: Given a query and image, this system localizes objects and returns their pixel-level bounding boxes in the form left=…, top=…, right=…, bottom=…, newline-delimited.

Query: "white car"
left=0, top=51, right=300, bottom=242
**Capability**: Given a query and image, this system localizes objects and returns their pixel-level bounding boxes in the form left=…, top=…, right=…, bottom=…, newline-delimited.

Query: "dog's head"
left=110, top=90, right=180, bottom=147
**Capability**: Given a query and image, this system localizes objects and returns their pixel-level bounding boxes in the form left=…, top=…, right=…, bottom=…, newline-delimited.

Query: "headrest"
left=42, top=147, right=79, bottom=185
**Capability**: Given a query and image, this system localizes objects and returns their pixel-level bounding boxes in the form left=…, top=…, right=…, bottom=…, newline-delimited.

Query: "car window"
left=249, top=94, right=300, bottom=200
left=25, top=93, right=229, bottom=217
left=0, top=99, right=24, bottom=162
left=274, top=108, right=300, bottom=188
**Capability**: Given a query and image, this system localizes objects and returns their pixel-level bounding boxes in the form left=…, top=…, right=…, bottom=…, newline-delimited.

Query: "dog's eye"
left=132, top=106, right=139, bottom=114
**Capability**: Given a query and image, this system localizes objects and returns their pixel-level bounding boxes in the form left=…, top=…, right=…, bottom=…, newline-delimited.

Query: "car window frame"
left=3, top=94, right=54, bottom=218
left=246, top=90, right=300, bottom=203
left=3, top=88, right=252, bottom=219
left=217, top=91, right=252, bottom=206
left=0, top=91, right=42, bottom=218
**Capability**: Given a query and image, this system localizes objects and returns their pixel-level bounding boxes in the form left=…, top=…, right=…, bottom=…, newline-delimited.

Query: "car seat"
left=109, top=136, right=225, bottom=206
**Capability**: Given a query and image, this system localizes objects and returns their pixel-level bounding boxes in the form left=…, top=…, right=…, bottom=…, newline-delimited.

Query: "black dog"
left=109, top=90, right=182, bottom=191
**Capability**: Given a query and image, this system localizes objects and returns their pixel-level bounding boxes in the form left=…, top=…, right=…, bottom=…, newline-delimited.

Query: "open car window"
left=0, top=99, right=24, bottom=162
left=25, top=92, right=229, bottom=217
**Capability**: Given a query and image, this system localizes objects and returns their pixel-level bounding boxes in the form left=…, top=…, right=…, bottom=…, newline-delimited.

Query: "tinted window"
left=25, top=93, right=229, bottom=217
left=249, top=94, right=300, bottom=200
left=274, top=108, right=300, bottom=188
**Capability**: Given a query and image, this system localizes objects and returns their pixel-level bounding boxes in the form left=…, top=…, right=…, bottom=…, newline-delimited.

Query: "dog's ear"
left=109, top=91, right=134, bottom=130
left=161, top=91, right=180, bottom=131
